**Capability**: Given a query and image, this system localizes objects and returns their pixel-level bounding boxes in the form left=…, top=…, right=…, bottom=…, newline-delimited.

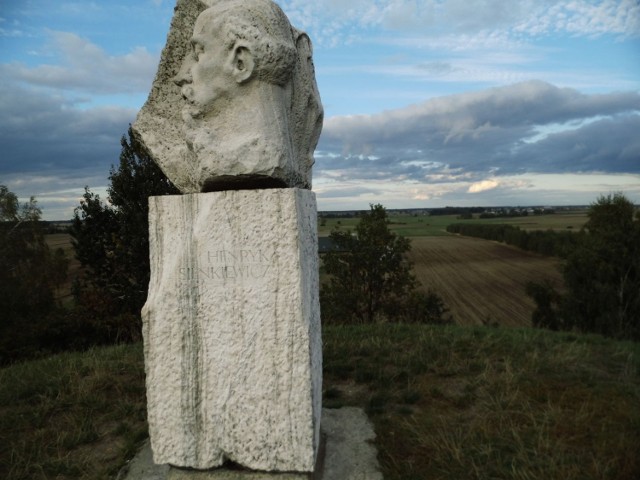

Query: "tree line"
left=446, top=223, right=580, bottom=257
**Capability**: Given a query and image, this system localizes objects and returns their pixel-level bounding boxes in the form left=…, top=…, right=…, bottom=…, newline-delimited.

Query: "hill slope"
left=1, top=324, right=638, bottom=479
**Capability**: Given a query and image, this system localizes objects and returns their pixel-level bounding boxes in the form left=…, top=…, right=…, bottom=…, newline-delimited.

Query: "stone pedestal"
left=142, top=189, right=322, bottom=472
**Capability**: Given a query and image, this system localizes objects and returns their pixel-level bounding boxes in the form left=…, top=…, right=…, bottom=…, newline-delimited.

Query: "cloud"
left=468, top=179, right=500, bottom=193
left=515, top=0, right=640, bottom=38
left=316, top=80, right=640, bottom=186
left=0, top=95, right=130, bottom=220
left=279, top=0, right=640, bottom=47
left=315, top=186, right=380, bottom=199
left=1, top=31, right=158, bottom=95
left=0, top=86, right=135, bottom=201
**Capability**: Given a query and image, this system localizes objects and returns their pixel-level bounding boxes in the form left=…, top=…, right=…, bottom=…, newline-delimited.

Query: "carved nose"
left=174, top=53, right=194, bottom=86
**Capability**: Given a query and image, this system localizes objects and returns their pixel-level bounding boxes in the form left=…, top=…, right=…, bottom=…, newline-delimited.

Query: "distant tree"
left=70, top=127, right=179, bottom=318
left=321, top=203, right=449, bottom=324
left=528, top=193, right=640, bottom=340
left=0, top=185, right=69, bottom=359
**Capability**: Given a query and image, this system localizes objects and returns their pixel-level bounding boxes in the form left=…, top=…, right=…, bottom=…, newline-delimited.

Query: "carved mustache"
left=181, top=85, right=195, bottom=102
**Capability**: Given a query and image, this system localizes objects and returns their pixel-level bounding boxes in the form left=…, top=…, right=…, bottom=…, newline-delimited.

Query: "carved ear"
left=232, top=45, right=254, bottom=84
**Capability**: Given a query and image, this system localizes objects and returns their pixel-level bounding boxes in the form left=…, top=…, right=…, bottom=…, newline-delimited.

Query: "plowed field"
left=408, top=235, right=563, bottom=327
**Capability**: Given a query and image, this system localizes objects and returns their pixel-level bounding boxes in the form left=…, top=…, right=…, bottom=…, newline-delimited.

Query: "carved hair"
left=207, top=0, right=297, bottom=86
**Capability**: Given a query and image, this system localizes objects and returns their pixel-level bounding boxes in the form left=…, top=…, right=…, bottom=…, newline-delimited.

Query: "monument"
left=134, top=0, right=323, bottom=193
left=134, top=0, right=324, bottom=475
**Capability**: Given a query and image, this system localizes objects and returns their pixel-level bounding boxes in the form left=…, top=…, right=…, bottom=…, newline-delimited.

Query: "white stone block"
left=142, top=189, right=322, bottom=472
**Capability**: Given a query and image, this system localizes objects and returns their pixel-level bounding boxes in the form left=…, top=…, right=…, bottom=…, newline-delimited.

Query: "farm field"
left=319, top=214, right=453, bottom=236
left=318, top=210, right=588, bottom=237
left=467, top=209, right=589, bottom=231
left=319, top=211, right=575, bottom=327
left=408, top=235, right=563, bottom=327
left=51, top=212, right=572, bottom=327
left=45, top=233, right=81, bottom=304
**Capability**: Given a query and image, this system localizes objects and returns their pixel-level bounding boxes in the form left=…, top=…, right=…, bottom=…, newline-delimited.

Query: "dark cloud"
left=0, top=85, right=135, bottom=200
left=317, top=81, right=640, bottom=182
left=504, top=115, right=640, bottom=174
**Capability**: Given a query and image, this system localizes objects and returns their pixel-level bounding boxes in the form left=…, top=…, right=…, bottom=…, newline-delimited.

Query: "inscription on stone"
left=178, top=248, right=274, bottom=284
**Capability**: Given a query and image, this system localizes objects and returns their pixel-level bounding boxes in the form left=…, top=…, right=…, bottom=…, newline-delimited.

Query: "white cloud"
left=279, top=0, right=640, bottom=48
left=468, top=179, right=500, bottom=193
left=1, top=31, right=158, bottom=95
left=516, top=0, right=640, bottom=38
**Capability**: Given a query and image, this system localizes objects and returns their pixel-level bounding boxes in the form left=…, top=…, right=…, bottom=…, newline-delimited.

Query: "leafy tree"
left=0, top=185, right=69, bottom=361
left=561, top=193, right=640, bottom=338
left=528, top=193, right=640, bottom=339
left=321, top=204, right=449, bottom=324
left=70, top=126, right=179, bottom=318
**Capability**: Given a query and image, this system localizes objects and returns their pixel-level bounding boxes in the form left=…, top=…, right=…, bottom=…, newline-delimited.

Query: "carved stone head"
left=133, top=0, right=323, bottom=193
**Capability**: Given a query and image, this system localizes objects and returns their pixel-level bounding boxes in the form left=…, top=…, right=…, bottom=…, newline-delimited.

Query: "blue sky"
left=1, top=0, right=639, bottom=220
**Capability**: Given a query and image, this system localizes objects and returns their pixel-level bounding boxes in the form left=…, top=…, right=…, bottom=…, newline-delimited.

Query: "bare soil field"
left=408, top=235, right=563, bottom=327
left=45, top=233, right=81, bottom=304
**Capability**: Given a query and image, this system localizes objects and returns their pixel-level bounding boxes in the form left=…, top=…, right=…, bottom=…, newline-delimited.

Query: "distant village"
left=319, top=205, right=584, bottom=219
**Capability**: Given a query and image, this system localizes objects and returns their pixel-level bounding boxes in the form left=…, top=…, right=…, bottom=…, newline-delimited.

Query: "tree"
left=0, top=186, right=69, bottom=360
left=528, top=193, right=640, bottom=339
left=70, top=126, right=179, bottom=317
left=562, top=193, right=640, bottom=338
left=321, top=204, right=448, bottom=324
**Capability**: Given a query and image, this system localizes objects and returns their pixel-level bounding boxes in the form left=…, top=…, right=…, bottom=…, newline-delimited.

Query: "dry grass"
left=2, top=325, right=638, bottom=479
left=409, top=236, right=563, bottom=327
left=323, top=324, right=640, bottom=480
left=0, top=345, right=147, bottom=480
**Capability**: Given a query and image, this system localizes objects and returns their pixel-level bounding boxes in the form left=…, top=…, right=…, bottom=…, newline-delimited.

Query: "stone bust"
left=133, top=0, right=323, bottom=193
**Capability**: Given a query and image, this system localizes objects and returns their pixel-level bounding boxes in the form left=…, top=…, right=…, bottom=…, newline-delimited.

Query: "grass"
left=318, top=215, right=455, bottom=237
left=324, top=324, right=640, bottom=480
left=2, top=324, right=638, bottom=479
left=0, top=345, right=147, bottom=480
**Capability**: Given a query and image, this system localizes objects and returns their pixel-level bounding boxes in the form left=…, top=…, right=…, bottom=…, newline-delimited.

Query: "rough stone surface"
left=142, top=189, right=322, bottom=472
left=132, top=0, right=323, bottom=193
left=119, top=408, right=382, bottom=480
left=321, top=408, right=383, bottom=480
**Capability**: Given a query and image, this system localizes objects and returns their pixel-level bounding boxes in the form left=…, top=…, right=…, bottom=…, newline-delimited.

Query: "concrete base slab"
left=118, top=408, right=382, bottom=480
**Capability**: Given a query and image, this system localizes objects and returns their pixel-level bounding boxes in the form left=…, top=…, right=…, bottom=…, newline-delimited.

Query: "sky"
left=1, top=0, right=639, bottom=220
